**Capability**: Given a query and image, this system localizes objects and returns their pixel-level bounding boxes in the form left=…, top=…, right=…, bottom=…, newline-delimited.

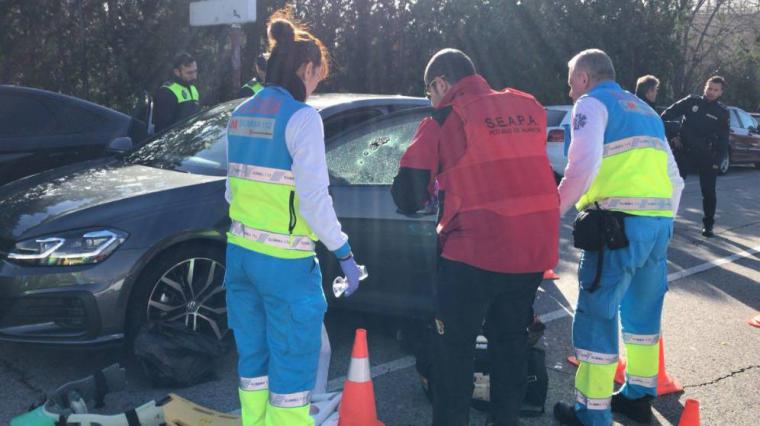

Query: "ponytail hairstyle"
left=265, top=9, right=329, bottom=102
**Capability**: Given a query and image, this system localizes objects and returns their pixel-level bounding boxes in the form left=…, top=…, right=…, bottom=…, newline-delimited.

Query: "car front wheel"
left=127, top=243, right=228, bottom=342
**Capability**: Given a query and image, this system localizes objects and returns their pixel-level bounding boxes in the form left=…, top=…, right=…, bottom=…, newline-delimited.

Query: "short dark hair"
left=636, top=75, right=659, bottom=97
left=172, top=52, right=196, bottom=69
left=424, top=49, right=476, bottom=86
left=707, top=75, right=725, bottom=88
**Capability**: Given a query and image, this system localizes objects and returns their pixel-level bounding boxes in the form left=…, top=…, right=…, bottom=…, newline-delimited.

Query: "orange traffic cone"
left=543, top=269, right=560, bottom=280
left=677, top=399, right=700, bottom=426
left=567, top=355, right=626, bottom=384
left=338, top=329, right=384, bottom=426
left=657, top=337, right=683, bottom=395
left=748, top=313, right=760, bottom=328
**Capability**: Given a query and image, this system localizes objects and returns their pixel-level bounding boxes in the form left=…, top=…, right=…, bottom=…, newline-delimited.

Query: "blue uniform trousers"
left=573, top=216, right=673, bottom=426
left=225, top=243, right=326, bottom=424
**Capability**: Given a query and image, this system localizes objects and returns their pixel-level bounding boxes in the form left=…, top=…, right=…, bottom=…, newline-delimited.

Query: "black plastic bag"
left=133, top=321, right=230, bottom=387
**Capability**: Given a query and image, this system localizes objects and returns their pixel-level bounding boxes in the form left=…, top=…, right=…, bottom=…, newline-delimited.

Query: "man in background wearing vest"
left=154, top=52, right=200, bottom=132
left=392, top=49, right=559, bottom=426
left=239, top=53, right=267, bottom=98
left=553, top=49, right=684, bottom=426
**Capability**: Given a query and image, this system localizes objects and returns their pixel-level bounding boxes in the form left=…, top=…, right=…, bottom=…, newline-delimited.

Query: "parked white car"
left=545, top=105, right=572, bottom=181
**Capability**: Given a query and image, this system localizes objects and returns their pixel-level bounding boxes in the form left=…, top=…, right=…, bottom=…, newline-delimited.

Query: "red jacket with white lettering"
left=391, top=75, right=559, bottom=273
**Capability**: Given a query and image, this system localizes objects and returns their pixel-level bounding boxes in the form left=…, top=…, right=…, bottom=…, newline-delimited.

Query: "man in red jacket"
left=391, top=49, right=559, bottom=426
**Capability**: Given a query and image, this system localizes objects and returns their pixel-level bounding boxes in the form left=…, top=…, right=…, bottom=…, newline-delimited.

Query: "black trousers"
left=431, top=258, right=542, bottom=426
left=676, top=149, right=718, bottom=226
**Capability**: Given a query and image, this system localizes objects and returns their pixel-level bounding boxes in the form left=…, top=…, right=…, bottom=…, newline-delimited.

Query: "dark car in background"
left=0, top=86, right=149, bottom=186
left=0, top=94, right=431, bottom=345
left=726, top=106, right=760, bottom=170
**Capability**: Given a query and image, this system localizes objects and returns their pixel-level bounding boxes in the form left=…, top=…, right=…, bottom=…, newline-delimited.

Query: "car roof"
left=0, top=85, right=132, bottom=120
left=308, top=93, right=428, bottom=111
left=545, top=105, right=572, bottom=111
left=217, top=93, right=428, bottom=118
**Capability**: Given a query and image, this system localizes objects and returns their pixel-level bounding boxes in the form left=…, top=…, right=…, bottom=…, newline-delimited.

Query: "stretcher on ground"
left=11, top=364, right=341, bottom=426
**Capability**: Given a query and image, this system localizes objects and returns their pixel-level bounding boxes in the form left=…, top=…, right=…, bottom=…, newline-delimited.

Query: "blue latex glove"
left=338, top=255, right=362, bottom=297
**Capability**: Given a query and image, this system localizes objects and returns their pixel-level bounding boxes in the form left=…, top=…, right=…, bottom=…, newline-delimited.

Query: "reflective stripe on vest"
left=575, top=81, right=672, bottom=217
left=603, top=136, right=669, bottom=158
left=595, top=197, right=672, bottom=211
left=163, top=82, right=199, bottom=103
left=229, top=162, right=295, bottom=186
left=230, top=220, right=316, bottom=252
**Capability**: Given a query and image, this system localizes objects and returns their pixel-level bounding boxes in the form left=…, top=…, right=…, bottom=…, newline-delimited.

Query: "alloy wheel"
left=146, top=257, right=227, bottom=339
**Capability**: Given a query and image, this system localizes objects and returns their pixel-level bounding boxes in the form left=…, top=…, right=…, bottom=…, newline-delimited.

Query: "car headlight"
left=7, top=229, right=128, bottom=266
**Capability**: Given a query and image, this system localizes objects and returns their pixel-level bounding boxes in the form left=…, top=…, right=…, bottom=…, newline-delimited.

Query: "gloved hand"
left=338, top=255, right=362, bottom=297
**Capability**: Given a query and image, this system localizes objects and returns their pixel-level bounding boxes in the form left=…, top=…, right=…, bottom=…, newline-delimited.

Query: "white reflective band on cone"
left=270, top=390, right=312, bottom=408
left=228, top=162, right=295, bottom=186
left=596, top=197, right=672, bottom=211
left=240, top=375, right=269, bottom=391
left=576, top=390, right=611, bottom=410
left=346, top=357, right=372, bottom=383
left=623, top=332, right=660, bottom=345
left=603, top=136, right=668, bottom=158
left=628, top=374, right=659, bottom=388
left=576, top=348, right=619, bottom=365
left=230, top=221, right=315, bottom=251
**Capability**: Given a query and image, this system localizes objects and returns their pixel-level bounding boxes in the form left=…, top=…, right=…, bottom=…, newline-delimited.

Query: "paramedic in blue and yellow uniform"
left=224, top=13, right=363, bottom=426
left=553, top=49, right=684, bottom=426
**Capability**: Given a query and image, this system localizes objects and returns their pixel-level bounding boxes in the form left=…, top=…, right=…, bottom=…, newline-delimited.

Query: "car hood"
left=0, top=161, right=223, bottom=240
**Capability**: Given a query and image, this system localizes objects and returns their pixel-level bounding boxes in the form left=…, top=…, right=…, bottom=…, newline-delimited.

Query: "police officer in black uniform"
left=661, top=76, right=730, bottom=237
left=239, top=53, right=268, bottom=98
left=154, top=52, right=201, bottom=132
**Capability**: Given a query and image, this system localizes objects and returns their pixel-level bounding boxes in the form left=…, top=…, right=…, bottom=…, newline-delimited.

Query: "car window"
left=51, top=101, right=108, bottom=134
left=735, top=109, right=758, bottom=129
left=123, top=104, right=233, bottom=176
left=323, top=107, right=385, bottom=139
left=326, top=108, right=430, bottom=185
left=0, top=94, right=56, bottom=137
left=546, top=109, right=568, bottom=127
left=729, top=109, right=742, bottom=129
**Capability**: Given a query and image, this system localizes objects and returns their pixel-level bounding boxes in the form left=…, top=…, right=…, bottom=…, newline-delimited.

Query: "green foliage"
left=0, top=0, right=757, bottom=114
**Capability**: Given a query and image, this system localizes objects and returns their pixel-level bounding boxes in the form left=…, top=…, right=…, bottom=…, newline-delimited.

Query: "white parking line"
left=328, top=245, right=760, bottom=387
left=667, top=244, right=760, bottom=282
left=327, top=355, right=416, bottom=391
left=539, top=244, right=760, bottom=325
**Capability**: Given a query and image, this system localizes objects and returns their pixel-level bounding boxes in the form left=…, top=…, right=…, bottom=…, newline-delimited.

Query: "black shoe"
left=701, top=226, right=715, bottom=237
left=611, top=392, right=653, bottom=423
left=553, top=402, right=583, bottom=426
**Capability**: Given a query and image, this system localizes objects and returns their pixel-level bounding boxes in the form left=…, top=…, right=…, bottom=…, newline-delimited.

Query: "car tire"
left=125, top=243, right=228, bottom=345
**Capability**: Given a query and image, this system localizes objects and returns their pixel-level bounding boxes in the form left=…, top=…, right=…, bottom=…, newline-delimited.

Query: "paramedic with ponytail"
left=224, top=12, right=362, bottom=426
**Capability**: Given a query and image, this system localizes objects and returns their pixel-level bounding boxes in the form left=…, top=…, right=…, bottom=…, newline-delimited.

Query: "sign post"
left=190, top=0, right=257, bottom=93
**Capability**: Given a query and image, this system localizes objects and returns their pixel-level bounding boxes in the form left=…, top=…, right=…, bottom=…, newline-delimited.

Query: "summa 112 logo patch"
left=484, top=114, right=540, bottom=135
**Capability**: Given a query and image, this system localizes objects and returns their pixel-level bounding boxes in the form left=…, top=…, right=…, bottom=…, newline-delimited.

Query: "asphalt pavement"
left=2, top=167, right=759, bottom=425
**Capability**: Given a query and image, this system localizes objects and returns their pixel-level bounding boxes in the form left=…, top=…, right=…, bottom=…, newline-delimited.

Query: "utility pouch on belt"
left=572, top=203, right=629, bottom=292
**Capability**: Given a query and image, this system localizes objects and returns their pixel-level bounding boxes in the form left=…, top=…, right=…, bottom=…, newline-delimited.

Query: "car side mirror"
left=107, top=136, right=133, bottom=154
